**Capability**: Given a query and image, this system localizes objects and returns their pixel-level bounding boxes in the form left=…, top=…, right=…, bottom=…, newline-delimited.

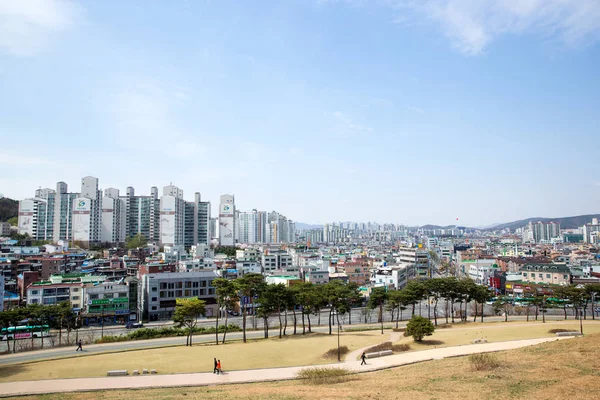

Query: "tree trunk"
left=504, top=307, right=508, bottom=322
left=396, top=306, right=400, bottom=329
left=473, top=301, right=478, bottom=323
left=215, top=307, right=219, bottom=345
left=433, top=299, right=438, bottom=326
left=445, top=300, right=449, bottom=324
left=302, top=309, right=306, bottom=335
left=242, top=303, right=247, bottom=343
left=278, top=307, right=283, bottom=338
left=292, top=308, right=297, bottom=335
left=451, top=301, right=455, bottom=323
left=328, top=308, right=333, bottom=335
left=348, top=308, right=352, bottom=325
left=222, top=312, right=229, bottom=344
left=535, top=305, right=539, bottom=321
left=264, top=318, right=269, bottom=338
left=563, top=305, right=568, bottom=320
left=526, top=307, right=530, bottom=321
left=283, top=310, right=288, bottom=336
left=428, top=297, right=431, bottom=320
left=411, top=303, right=416, bottom=316
left=307, top=313, right=312, bottom=333
left=379, top=303, right=384, bottom=334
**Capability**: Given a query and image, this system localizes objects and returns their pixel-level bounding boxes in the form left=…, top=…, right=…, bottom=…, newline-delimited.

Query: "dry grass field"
left=10, top=332, right=600, bottom=400
left=0, top=330, right=385, bottom=382
left=392, top=320, right=600, bottom=352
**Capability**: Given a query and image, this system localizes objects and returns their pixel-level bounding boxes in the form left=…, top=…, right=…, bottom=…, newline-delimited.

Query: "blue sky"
left=1, top=0, right=599, bottom=227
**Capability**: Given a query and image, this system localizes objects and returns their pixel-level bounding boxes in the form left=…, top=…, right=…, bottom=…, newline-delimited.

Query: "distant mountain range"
left=483, top=214, right=600, bottom=231
left=0, top=197, right=18, bottom=222
left=295, top=222, right=323, bottom=230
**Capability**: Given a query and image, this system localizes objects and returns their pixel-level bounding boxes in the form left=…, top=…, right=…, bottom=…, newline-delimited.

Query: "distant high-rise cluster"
left=18, top=177, right=295, bottom=247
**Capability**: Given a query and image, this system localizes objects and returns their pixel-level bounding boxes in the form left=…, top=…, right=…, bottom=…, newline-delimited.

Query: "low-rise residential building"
left=337, top=261, right=370, bottom=286
left=519, top=264, right=571, bottom=285
left=304, top=269, right=329, bottom=285
left=26, top=281, right=85, bottom=311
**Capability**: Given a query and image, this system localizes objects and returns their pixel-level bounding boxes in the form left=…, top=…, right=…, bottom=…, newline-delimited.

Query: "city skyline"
left=1, top=1, right=599, bottom=226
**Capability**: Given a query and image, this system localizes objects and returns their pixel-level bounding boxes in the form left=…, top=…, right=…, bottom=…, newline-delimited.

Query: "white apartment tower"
left=183, top=192, right=211, bottom=248
left=219, top=194, right=235, bottom=246
left=238, top=210, right=258, bottom=244
left=72, top=176, right=102, bottom=246
left=101, top=188, right=126, bottom=245
left=160, top=184, right=186, bottom=246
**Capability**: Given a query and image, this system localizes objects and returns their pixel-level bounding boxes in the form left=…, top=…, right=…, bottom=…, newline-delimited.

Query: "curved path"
left=0, top=336, right=572, bottom=397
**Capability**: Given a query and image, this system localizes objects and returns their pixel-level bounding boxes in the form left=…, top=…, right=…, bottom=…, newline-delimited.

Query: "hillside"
left=486, top=214, right=600, bottom=231
left=0, top=197, right=18, bottom=222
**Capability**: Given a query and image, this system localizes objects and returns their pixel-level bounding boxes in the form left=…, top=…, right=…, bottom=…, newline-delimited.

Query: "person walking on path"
left=213, top=358, right=218, bottom=374
left=216, top=359, right=222, bottom=374
left=76, top=340, right=83, bottom=352
left=360, top=352, right=367, bottom=365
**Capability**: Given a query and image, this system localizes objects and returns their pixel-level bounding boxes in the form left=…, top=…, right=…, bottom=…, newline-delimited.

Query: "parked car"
left=227, top=311, right=239, bottom=316
left=126, top=322, right=144, bottom=329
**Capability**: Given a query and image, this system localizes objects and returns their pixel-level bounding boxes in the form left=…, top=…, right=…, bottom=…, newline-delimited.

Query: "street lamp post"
left=337, top=322, right=341, bottom=362
left=592, top=292, right=597, bottom=321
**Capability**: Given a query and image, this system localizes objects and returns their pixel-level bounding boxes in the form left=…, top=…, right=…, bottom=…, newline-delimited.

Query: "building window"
left=184, top=289, right=190, bottom=297
left=72, top=288, right=79, bottom=292
left=152, top=287, right=157, bottom=292
left=546, top=274, right=551, bottom=278
left=176, top=290, right=183, bottom=297
left=31, top=299, right=39, bottom=304
left=90, top=294, right=99, bottom=299
left=151, top=306, right=157, bottom=311
left=168, top=291, right=174, bottom=297
left=119, top=292, right=127, bottom=298
left=563, top=275, right=568, bottom=279
left=72, top=296, right=79, bottom=300
left=185, top=281, right=192, bottom=288
left=160, top=283, right=167, bottom=290
left=31, top=290, right=39, bottom=295
left=152, top=297, right=157, bottom=302
left=193, top=290, right=198, bottom=296
left=192, top=282, right=199, bottom=288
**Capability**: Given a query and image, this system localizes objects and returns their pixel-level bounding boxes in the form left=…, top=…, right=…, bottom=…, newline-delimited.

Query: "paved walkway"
left=0, top=336, right=571, bottom=397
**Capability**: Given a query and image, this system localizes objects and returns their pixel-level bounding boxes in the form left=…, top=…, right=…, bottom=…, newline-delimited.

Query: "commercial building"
left=139, top=270, right=219, bottom=321
left=83, top=282, right=131, bottom=324
left=396, top=246, right=431, bottom=278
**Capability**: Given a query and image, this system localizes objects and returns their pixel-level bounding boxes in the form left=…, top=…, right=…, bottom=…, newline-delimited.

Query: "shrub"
left=365, top=342, right=410, bottom=353
left=406, top=315, right=435, bottom=342
left=296, top=367, right=351, bottom=385
left=469, top=353, right=501, bottom=371
left=94, top=324, right=242, bottom=344
left=548, top=329, right=573, bottom=334
left=323, top=345, right=349, bottom=359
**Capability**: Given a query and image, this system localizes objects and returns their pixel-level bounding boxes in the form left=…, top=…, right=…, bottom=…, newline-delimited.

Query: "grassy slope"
left=13, top=332, right=600, bottom=400
left=0, top=331, right=385, bottom=382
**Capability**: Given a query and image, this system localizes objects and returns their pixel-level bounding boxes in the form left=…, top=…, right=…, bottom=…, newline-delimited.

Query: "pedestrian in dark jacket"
left=76, top=339, right=83, bottom=351
left=361, top=352, right=367, bottom=365
left=213, top=358, right=218, bottom=374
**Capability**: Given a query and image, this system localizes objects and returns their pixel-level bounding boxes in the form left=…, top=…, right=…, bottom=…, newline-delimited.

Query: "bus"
left=0, top=325, right=50, bottom=341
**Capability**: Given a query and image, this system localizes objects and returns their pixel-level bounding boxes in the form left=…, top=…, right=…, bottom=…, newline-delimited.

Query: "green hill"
left=0, top=197, right=18, bottom=222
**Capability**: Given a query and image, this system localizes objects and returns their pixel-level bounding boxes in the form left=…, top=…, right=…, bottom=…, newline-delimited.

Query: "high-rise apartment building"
left=72, top=176, right=102, bottom=246
left=101, top=188, right=126, bottom=245
left=219, top=194, right=235, bottom=246
left=526, top=221, right=561, bottom=243
left=122, top=186, right=161, bottom=244
left=238, top=210, right=258, bottom=244
left=160, top=185, right=185, bottom=247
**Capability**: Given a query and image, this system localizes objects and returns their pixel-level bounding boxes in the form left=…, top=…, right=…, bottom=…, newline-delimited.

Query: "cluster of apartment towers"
left=17, top=176, right=296, bottom=248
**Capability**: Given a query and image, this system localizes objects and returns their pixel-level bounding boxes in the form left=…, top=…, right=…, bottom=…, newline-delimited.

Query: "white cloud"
left=394, top=0, right=600, bottom=55
left=0, top=0, right=82, bottom=56
left=109, top=80, right=209, bottom=158
left=333, top=111, right=373, bottom=133
left=405, top=105, right=425, bottom=114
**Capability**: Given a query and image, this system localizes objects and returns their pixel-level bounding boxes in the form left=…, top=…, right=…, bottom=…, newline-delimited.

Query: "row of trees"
left=492, top=283, right=600, bottom=331
left=0, top=301, right=81, bottom=353
left=206, top=275, right=496, bottom=345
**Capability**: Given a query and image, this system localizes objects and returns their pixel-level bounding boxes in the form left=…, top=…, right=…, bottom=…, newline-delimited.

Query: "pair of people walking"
left=213, top=358, right=223, bottom=374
